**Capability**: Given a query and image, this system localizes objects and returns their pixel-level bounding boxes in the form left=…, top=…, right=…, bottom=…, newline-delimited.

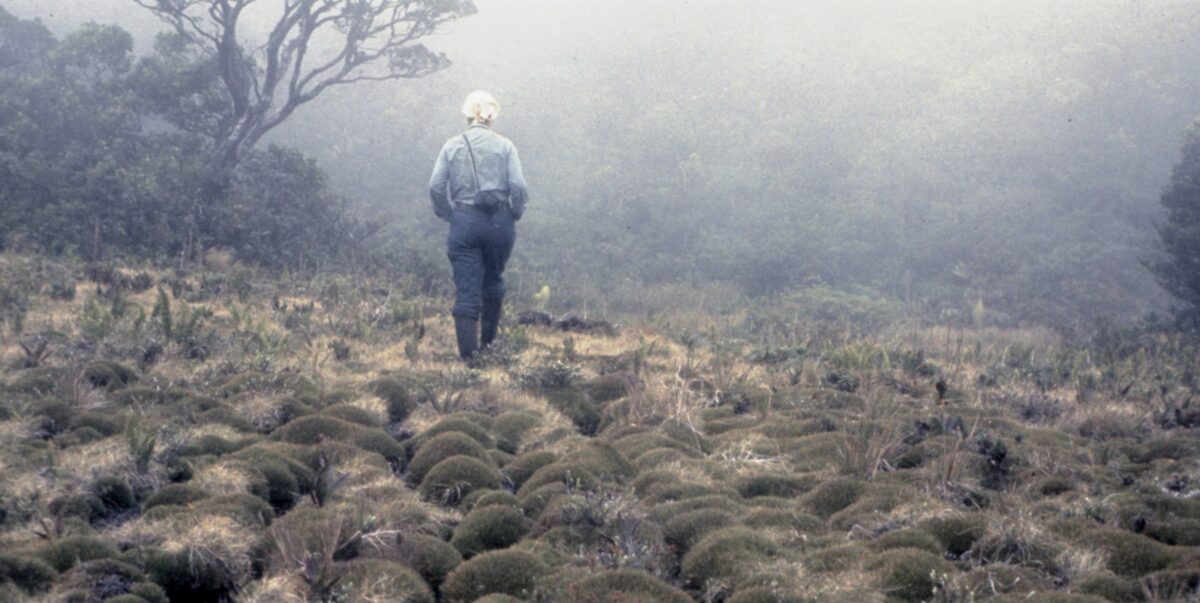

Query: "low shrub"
left=419, top=456, right=502, bottom=506
left=441, top=549, right=548, bottom=602
left=664, top=508, right=737, bottom=553
left=407, top=432, right=492, bottom=485
left=450, top=504, right=530, bottom=557
left=867, top=547, right=956, bottom=603
left=501, top=450, right=556, bottom=489
left=336, top=559, right=433, bottom=603
left=681, top=527, right=781, bottom=589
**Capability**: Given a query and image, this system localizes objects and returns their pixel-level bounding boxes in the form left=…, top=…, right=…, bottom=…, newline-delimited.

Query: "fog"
left=6, top=0, right=1199, bottom=327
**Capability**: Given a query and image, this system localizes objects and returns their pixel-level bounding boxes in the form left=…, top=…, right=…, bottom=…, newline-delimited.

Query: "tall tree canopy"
left=131, top=0, right=476, bottom=170
left=1152, top=121, right=1200, bottom=328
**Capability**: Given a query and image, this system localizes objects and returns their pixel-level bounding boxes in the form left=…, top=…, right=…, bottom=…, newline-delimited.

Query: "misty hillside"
left=1, top=2, right=1200, bottom=603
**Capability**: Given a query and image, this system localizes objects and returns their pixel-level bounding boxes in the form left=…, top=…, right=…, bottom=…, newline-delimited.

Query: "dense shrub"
left=321, top=403, right=380, bottom=427
left=472, top=490, right=520, bottom=510
left=81, top=360, right=137, bottom=390
left=407, top=432, right=492, bottom=485
left=1073, top=571, right=1139, bottom=602
left=419, top=455, right=502, bottom=506
left=741, top=508, right=826, bottom=534
left=535, top=387, right=601, bottom=435
left=562, top=440, right=634, bottom=482
left=57, top=559, right=145, bottom=600
left=681, top=527, right=782, bottom=589
left=441, top=549, right=547, bottom=602
left=336, top=559, right=433, bottom=603
left=450, top=504, right=530, bottom=556
left=421, top=416, right=495, bottom=448
left=867, top=547, right=956, bottom=603
left=140, top=547, right=239, bottom=601
left=1086, top=528, right=1175, bottom=578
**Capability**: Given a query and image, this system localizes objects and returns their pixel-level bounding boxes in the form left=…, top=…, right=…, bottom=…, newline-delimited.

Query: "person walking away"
left=428, top=91, right=528, bottom=361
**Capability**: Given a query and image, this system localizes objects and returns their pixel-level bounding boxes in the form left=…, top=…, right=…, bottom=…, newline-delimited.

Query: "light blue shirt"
left=429, top=123, right=527, bottom=221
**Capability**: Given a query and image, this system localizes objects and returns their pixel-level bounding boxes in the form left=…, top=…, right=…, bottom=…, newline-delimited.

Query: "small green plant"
left=126, top=420, right=156, bottom=474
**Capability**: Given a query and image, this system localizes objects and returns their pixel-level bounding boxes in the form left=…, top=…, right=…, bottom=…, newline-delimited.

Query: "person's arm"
left=507, top=142, right=528, bottom=220
left=428, top=144, right=452, bottom=221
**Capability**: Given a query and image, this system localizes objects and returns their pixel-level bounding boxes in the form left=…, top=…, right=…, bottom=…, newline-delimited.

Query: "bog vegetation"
left=2, top=2, right=1200, bottom=603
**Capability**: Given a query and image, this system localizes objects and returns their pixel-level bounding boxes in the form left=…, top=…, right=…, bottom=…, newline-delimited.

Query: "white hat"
left=461, top=90, right=500, bottom=121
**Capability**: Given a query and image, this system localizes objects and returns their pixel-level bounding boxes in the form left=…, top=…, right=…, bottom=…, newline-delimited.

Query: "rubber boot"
left=454, top=316, right=479, bottom=362
left=480, top=298, right=503, bottom=350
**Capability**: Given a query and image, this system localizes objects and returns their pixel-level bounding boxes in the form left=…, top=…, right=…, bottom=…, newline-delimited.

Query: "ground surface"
left=0, top=255, right=1197, bottom=602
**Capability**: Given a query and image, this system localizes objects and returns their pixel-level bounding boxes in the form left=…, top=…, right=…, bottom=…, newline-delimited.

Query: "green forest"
left=1, top=1, right=1199, bottom=602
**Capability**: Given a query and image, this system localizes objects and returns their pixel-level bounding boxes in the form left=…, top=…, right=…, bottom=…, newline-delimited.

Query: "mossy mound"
left=1144, top=518, right=1200, bottom=546
left=802, top=542, right=870, bottom=573
left=421, top=416, right=496, bottom=448
left=0, top=553, right=57, bottom=594
left=664, top=508, right=737, bottom=553
left=389, top=533, right=462, bottom=588
left=518, top=483, right=569, bottom=518
left=647, top=495, right=746, bottom=523
left=613, top=432, right=701, bottom=462
left=272, top=415, right=402, bottom=462
left=728, top=586, right=810, bottom=603
left=681, top=527, right=782, bottom=589
left=441, top=549, right=548, bottom=602
left=920, top=514, right=987, bottom=556
left=735, top=472, right=816, bottom=498
left=800, top=477, right=865, bottom=519
left=632, top=447, right=691, bottom=470
left=631, top=468, right=683, bottom=496
left=408, top=431, right=492, bottom=485
left=367, top=375, right=422, bottom=423
left=867, top=547, right=957, bottom=603
left=516, top=462, right=599, bottom=497
left=450, top=504, right=530, bottom=557
left=322, top=403, right=381, bottom=427
left=564, top=569, right=692, bottom=603
left=336, top=559, right=433, bottom=603
left=501, top=450, right=557, bottom=489
left=419, top=455, right=502, bottom=506
left=1084, top=527, right=1175, bottom=578
left=38, top=536, right=119, bottom=572
left=1072, top=571, right=1139, bottom=602
left=741, top=508, right=825, bottom=533
left=472, top=490, right=521, bottom=510
left=492, top=410, right=542, bottom=453
left=873, top=529, right=943, bottom=554
left=562, top=440, right=634, bottom=482
left=56, top=559, right=145, bottom=601
left=91, top=476, right=136, bottom=514
left=535, top=387, right=601, bottom=435
left=81, top=360, right=138, bottom=390
left=46, top=493, right=104, bottom=525
left=179, top=434, right=254, bottom=457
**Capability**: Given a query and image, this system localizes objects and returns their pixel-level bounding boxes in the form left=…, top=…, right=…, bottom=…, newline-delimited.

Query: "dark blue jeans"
left=447, top=206, right=515, bottom=319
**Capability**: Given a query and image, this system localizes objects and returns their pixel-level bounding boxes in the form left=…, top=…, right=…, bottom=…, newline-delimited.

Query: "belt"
left=452, top=200, right=509, bottom=212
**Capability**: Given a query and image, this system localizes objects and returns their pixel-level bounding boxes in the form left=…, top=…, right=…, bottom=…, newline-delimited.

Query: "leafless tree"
left=132, top=0, right=476, bottom=171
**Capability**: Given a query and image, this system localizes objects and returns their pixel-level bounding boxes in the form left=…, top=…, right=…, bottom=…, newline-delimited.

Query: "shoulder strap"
left=462, top=133, right=481, bottom=195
